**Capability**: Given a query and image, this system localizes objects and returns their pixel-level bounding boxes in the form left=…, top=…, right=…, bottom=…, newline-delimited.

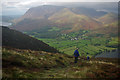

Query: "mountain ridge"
left=13, top=5, right=108, bottom=33
left=12, top=5, right=118, bottom=38
left=98, top=13, right=118, bottom=24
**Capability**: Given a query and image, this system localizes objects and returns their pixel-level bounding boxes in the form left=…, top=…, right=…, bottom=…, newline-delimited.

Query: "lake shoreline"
left=95, top=50, right=120, bottom=58
left=0, top=21, right=12, bottom=26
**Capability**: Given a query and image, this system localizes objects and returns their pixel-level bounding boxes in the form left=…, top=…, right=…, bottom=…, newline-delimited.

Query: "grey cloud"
left=1, top=0, right=118, bottom=15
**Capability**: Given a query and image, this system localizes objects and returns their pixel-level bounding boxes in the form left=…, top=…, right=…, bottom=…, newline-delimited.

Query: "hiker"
left=87, top=56, right=90, bottom=60
left=86, top=53, right=90, bottom=60
left=74, top=48, right=80, bottom=63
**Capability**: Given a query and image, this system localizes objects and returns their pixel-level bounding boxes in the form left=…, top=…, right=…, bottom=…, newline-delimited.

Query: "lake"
left=95, top=50, right=120, bottom=58
left=0, top=21, right=12, bottom=26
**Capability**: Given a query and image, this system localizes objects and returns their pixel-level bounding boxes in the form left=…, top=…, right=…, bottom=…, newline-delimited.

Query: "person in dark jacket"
left=74, top=48, right=80, bottom=63
left=86, top=53, right=90, bottom=60
left=87, top=56, right=90, bottom=60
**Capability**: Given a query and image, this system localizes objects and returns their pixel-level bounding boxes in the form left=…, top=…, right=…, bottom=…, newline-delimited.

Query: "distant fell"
left=98, top=13, right=117, bottom=24
left=13, top=5, right=65, bottom=24
left=48, top=8, right=102, bottom=33
left=70, top=7, right=107, bottom=18
left=13, top=5, right=105, bottom=32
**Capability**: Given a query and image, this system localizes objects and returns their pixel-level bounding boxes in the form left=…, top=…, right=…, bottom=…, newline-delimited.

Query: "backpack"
left=74, top=50, right=78, bottom=56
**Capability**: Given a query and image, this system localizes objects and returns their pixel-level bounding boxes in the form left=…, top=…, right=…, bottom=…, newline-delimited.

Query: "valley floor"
left=2, top=48, right=120, bottom=79
left=37, top=38, right=118, bottom=57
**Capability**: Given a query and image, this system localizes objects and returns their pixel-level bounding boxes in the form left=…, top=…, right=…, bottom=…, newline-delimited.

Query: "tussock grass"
left=2, top=48, right=120, bottom=78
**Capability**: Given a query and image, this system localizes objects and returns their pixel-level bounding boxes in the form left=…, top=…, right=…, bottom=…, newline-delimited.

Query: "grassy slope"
left=2, top=26, right=59, bottom=53
left=3, top=48, right=120, bottom=78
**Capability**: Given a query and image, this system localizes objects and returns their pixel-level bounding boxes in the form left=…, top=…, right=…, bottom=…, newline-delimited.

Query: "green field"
left=25, top=29, right=118, bottom=57
left=37, top=38, right=117, bottom=57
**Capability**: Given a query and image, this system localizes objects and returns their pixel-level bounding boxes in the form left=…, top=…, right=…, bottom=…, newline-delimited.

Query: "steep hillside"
left=3, top=48, right=120, bottom=78
left=98, top=13, right=117, bottom=24
left=13, top=5, right=105, bottom=33
left=48, top=8, right=102, bottom=33
left=86, top=21, right=118, bottom=37
left=70, top=7, right=107, bottom=18
left=13, top=5, right=65, bottom=24
left=2, top=26, right=59, bottom=53
left=13, top=18, right=54, bottom=31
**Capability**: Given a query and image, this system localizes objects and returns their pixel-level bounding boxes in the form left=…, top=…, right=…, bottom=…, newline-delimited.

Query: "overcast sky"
left=0, top=0, right=119, bottom=15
